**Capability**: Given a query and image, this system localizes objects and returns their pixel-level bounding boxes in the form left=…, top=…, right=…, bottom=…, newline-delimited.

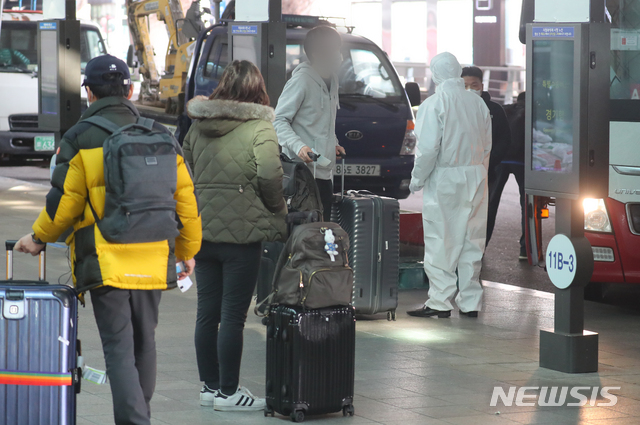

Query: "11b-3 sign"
left=546, top=234, right=577, bottom=289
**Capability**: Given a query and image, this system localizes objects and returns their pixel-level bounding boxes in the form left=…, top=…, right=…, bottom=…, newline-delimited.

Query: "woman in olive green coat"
left=183, top=60, right=286, bottom=411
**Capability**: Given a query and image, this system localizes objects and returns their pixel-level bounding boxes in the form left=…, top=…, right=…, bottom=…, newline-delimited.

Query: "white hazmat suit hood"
left=430, top=52, right=463, bottom=87
left=410, top=52, right=492, bottom=313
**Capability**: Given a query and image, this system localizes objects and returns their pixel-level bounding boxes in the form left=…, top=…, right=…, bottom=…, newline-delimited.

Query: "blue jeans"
left=194, top=241, right=261, bottom=395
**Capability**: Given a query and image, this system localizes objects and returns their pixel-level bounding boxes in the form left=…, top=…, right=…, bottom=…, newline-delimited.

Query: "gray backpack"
left=256, top=222, right=353, bottom=315
left=83, top=116, right=181, bottom=244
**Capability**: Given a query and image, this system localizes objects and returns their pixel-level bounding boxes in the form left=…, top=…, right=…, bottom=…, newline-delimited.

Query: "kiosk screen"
left=531, top=40, right=574, bottom=174
left=40, top=30, right=58, bottom=116
left=232, top=36, right=258, bottom=66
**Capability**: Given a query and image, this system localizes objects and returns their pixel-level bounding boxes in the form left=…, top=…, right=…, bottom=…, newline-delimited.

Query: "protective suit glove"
left=409, top=181, right=424, bottom=194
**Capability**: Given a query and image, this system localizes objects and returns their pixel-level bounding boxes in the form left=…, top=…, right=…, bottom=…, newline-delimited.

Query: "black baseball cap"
left=82, top=54, right=131, bottom=87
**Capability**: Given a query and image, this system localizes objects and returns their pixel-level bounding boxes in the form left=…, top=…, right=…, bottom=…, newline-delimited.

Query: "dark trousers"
left=194, top=241, right=262, bottom=395
left=316, top=178, right=333, bottom=221
left=486, top=163, right=526, bottom=249
left=90, top=287, right=162, bottom=425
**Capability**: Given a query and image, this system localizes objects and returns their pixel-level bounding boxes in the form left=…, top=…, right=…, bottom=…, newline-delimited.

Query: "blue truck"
left=177, top=16, right=420, bottom=199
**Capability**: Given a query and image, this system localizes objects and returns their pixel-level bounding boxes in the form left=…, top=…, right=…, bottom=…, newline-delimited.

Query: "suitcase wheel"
left=291, top=410, right=305, bottom=422
left=264, top=405, right=274, bottom=417
left=342, top=404, right=355, bottom=417
left=387, top=310, right=397, bottom=321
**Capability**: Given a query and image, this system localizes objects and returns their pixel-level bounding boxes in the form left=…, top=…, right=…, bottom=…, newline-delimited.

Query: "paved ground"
left=4, top=176, right=640, bottom=424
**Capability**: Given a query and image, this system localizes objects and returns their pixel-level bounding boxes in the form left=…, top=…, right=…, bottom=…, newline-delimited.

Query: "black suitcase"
left=332, top=191, right=400, bottom=320
left=265, top=305, right=356, bottom=422
left=257, top=241, right=284, bottom=312
left=0, top=241, right=81, bottom=425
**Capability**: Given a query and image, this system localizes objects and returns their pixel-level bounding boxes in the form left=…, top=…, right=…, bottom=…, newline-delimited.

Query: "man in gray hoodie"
left=274, top=25, right=346, bottom=220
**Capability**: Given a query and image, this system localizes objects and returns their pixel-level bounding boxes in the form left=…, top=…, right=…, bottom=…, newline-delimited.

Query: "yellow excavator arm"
left=126, top=0, right=199, bottom=112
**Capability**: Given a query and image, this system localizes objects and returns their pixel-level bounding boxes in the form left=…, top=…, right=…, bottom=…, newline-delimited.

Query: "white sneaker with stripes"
left=213, top=386, right=266, bottom=411
left=200, top=385, right=218, bottom=407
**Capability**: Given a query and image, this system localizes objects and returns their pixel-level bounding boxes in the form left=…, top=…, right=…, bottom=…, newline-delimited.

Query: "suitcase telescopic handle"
left=340, top=157, right=346, bottom=200
left=5, top=240, right=46, bottom=281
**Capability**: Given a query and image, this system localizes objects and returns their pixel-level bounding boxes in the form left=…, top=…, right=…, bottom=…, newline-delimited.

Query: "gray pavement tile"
left=492, top=362, right=542, bottom=371
left=154, top=379, right=201, bottom=391
left=77, top=401, right=115, bottom=417
left=353, top=384, right=421, bottom=400
left=153, top=401, right=379, bottom=424
left=470, top=403, right=546, bottom=415
left=149, top=396, right=198, bottom=413
left=551, top=406, right=630, bottom=421
left=379, top=395, right=455, bottom=409
left=412, top=405, right=481, bottom=419
left=355, top=368, right=418, bottom=381
left=609, top=375, right=640, bottom=385
left=600, top=356, right=640, bottom=368
left=435, top=394, right=494, bottom=407
left=82, top=415, right=170, bottom=425
left=380, top=419, right=451, bottom=425
left=586, top=418, right=640, bottom=425
left=155, top=388, right=201, bottom=402
left=482, top=371, right=545, bottom=382
left=605, top=400, right=640, bottom=417
left=497, top=410, right=595, bottom=424
left=440, top=414, right=521, bottom=425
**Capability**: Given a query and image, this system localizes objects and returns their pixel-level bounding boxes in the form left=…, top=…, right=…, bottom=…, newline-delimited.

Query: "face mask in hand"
left=467, top=88, right=482, bottom=96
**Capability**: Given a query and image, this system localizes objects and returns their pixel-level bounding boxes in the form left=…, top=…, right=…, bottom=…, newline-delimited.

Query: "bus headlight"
left=400, top=120, right=417, bottom=155
left=583, top=198, right=612, bottom=232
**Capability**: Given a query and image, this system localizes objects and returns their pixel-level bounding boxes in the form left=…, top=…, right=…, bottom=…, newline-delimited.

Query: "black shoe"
left=459, top=310, right=478, bottom=318
left=519, top=247, right=528, bottom=261
left=407, top=306, right=451, bottom=318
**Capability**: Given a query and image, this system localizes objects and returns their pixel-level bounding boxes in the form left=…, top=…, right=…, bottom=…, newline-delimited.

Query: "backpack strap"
left=136, top=117, right=155, bottom=131
left=82, top=116, right=122, bottom=134
left=254, top=290, right=276, bottom=318
left=83, top=116, right=157, bottom=135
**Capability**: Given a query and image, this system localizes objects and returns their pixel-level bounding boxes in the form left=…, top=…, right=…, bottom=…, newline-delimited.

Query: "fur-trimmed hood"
left=187, top=96, right=275, bottom=122
left=187, top=97, right=275, bottom=138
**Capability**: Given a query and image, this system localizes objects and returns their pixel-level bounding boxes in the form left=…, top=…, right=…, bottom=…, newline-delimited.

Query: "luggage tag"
left=78, top=356, right=108, bottom=385
left=324, top=229, right=339, bottom=262
left=83, top=366, right=108, bottom=385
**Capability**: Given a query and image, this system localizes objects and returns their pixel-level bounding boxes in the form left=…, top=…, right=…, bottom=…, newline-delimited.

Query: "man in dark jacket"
left=461, top=66, right=512, bottom=242
left=486, top=92, right=527, bottom=259
left=462, top=67, right=511, bottom=185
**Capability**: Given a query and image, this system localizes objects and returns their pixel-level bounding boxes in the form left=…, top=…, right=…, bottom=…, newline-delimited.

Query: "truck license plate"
left=34, top=135, right=55, bottom=152
left=335, top=164, right=380, bottom=176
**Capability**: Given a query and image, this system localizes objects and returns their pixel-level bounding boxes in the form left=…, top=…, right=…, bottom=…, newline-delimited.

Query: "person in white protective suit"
left=407, top=52, right=492, bottom=318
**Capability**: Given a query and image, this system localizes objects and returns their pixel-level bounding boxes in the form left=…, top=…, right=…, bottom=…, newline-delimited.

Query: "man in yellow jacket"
left=15, top=55, right=202, bottom=425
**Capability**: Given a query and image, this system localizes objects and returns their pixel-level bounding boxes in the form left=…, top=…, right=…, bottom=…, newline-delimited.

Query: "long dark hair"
left=210, top=60, right=270, bottom=106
